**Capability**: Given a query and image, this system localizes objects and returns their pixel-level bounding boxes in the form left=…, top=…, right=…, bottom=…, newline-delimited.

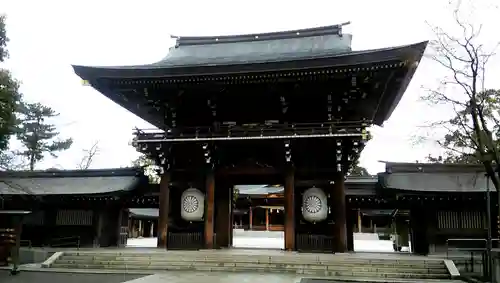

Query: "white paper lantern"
left=180, top=188, right=205, bottom=221
left=302, top=187, right=328, bottom=223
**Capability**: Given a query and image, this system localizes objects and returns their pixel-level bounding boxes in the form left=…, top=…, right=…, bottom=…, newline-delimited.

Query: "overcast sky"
left=1, top=0, right=499, bottom=174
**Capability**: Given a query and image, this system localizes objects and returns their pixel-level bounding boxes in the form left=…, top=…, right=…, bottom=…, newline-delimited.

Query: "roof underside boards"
left=72, top=41, right=427, bottom=127
left=235, top=179, right=378, bottom=196
left=0, top=210, right=32, bottom=215
left=385, top=162, right=486, bottom=173
left=380, top=172, right=492, bottom=192
left=235, top=185, right=283, bottom=195
left=0, top=168, right=143, bottom=195
left=129, top=208, right=158, bottom=218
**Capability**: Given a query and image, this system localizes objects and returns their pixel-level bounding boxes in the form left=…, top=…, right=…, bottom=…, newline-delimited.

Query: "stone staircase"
left=46, top=250, right=453, bottom=280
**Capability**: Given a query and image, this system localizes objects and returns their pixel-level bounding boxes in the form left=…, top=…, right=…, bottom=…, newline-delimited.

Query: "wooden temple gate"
left=153, top=166, right=350, bottom=252
left=72, top=24, right=427, bottom=254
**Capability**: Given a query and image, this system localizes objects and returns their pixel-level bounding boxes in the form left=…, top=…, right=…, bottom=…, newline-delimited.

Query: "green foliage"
left=233, top=188, right=239, bottom=203
left=0, top=70, right=20, bottom=151
left=15, top=102, right=73, bottom=170
left=427, top=89, right=500, bottom=164
left=348, top=129, right=372, bottom=176
left=0, top=15, right=8, bottom=62
left=349, top=163, right=371, bottom=176
left=132, top=154, right=160, bottom=184
left=0, top=14, right=21, bottom=153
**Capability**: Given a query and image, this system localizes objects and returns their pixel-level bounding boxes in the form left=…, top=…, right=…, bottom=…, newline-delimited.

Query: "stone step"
left=51, top=251, right=452, bottom=280
left=49, top=263, right=450, bottom=279
left=63, top=251, right=444, bottom=261
left=56, top=257, right=447, bottom=270
left=54, top=259, right=449, bottom=273
left=58, top=255, right=445, bottom=267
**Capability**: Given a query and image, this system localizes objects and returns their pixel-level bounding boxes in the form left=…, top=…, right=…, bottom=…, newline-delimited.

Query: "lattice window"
left=56, top=210, right=93, bottom=226
left=437, top=211, right=486, bottom=229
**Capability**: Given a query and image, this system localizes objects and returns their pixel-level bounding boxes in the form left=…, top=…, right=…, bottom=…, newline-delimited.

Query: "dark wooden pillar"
left=204, top=171, right=215, bottom=249
left=410, top=206, right=429, bottom=255
left=333, top=173, right=347, bottom=252
left=265, top=209, right=269, bottom=231
left=357, top=209, right=362, bottom=233
left=93, top=210, right=103, bottom=247
left=346, top=209, right=355, bottom=252
left=44, top=209, right=57, bottom=245
left=249, top=207, right=253, bottom=230
left=229, top=186, right=234, bottom=247
left=284, top=168, right=295, bottom=251
left=157, top=172, right=170, bottom=248
left=215, top=184, right=231, bottom=248
left=116, top=208, right=129, bottom=247
left=12, top=215, right=23, bottom=273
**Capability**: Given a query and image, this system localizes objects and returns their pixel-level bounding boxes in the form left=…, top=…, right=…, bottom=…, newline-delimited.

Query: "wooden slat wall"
left=437, top=211, right=486, bottom=229
left=56, top=210, right=93, bottom=226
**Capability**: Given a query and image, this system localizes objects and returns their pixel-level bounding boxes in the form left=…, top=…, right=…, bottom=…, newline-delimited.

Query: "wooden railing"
left=50, top=236, right=80, bottom=249
left=167, top=232, right=203, bottom=250
left=133, top=121, right=366, bottom=143
left=296, top=233, right=334, bottom=253
left=238, top=224, right=284, bottom=231
left=20, top=240, right=32, bottom=248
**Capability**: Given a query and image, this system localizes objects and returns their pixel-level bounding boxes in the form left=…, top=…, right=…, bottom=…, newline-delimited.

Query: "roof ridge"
left=172, top=22, right=350, bottom=47
left=0, top=167, right=142, bottom=178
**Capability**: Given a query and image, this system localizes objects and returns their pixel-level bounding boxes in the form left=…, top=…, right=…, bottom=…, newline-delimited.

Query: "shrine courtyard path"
left=0, top=270, right=145, bottom=283
left=0, top=270, right=466, bottom=283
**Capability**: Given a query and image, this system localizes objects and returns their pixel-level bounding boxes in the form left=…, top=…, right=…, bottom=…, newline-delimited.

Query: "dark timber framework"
left=73, top=23, right=427, bottom=252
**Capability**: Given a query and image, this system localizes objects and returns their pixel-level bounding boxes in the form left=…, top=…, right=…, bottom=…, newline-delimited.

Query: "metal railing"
left=445, top=238, right=499, bottom=279
left=50, top=236, right=80, bottom=249
left=20, top=240, right=31, bottom=248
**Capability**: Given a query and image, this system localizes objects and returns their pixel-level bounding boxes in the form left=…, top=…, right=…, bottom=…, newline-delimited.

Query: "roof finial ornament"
left=171, top=35, right=181, bottom=48
left=338, top=22, right=351, bottom=37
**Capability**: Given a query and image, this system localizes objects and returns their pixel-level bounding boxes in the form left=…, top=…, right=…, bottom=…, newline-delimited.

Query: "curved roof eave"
left=377, top=41, right=429, bottom=124
left=72, top=41, right=429, bottom=82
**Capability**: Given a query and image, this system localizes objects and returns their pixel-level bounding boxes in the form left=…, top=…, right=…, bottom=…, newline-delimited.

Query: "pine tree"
left=15, top=102, right=73, bottom=170
left=0, top=14, right=21, bottom=160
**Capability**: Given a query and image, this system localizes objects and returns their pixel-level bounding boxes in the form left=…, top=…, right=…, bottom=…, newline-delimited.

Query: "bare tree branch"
left=77, top=141, right=99, bottom=170
left=422, top=0, right=500, bottom=190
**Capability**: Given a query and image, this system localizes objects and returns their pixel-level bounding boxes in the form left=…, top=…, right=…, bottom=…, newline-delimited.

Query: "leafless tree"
left=0, top=151, right=26, bottom=171
left=77, top=141, right=99, bottom=170
left=421, top=0, right=500, bottom=190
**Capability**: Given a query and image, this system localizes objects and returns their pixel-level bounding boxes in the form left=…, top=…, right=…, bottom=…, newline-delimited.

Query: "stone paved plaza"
left=0, top=271, right=146, bottom=283
left=126, top=231, right=411, bottom=253
left=0, top=270, right=466, bottom=283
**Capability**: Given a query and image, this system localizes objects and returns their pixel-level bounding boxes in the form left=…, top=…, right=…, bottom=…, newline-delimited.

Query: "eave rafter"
left=105, top=61, right=408, bottom=87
